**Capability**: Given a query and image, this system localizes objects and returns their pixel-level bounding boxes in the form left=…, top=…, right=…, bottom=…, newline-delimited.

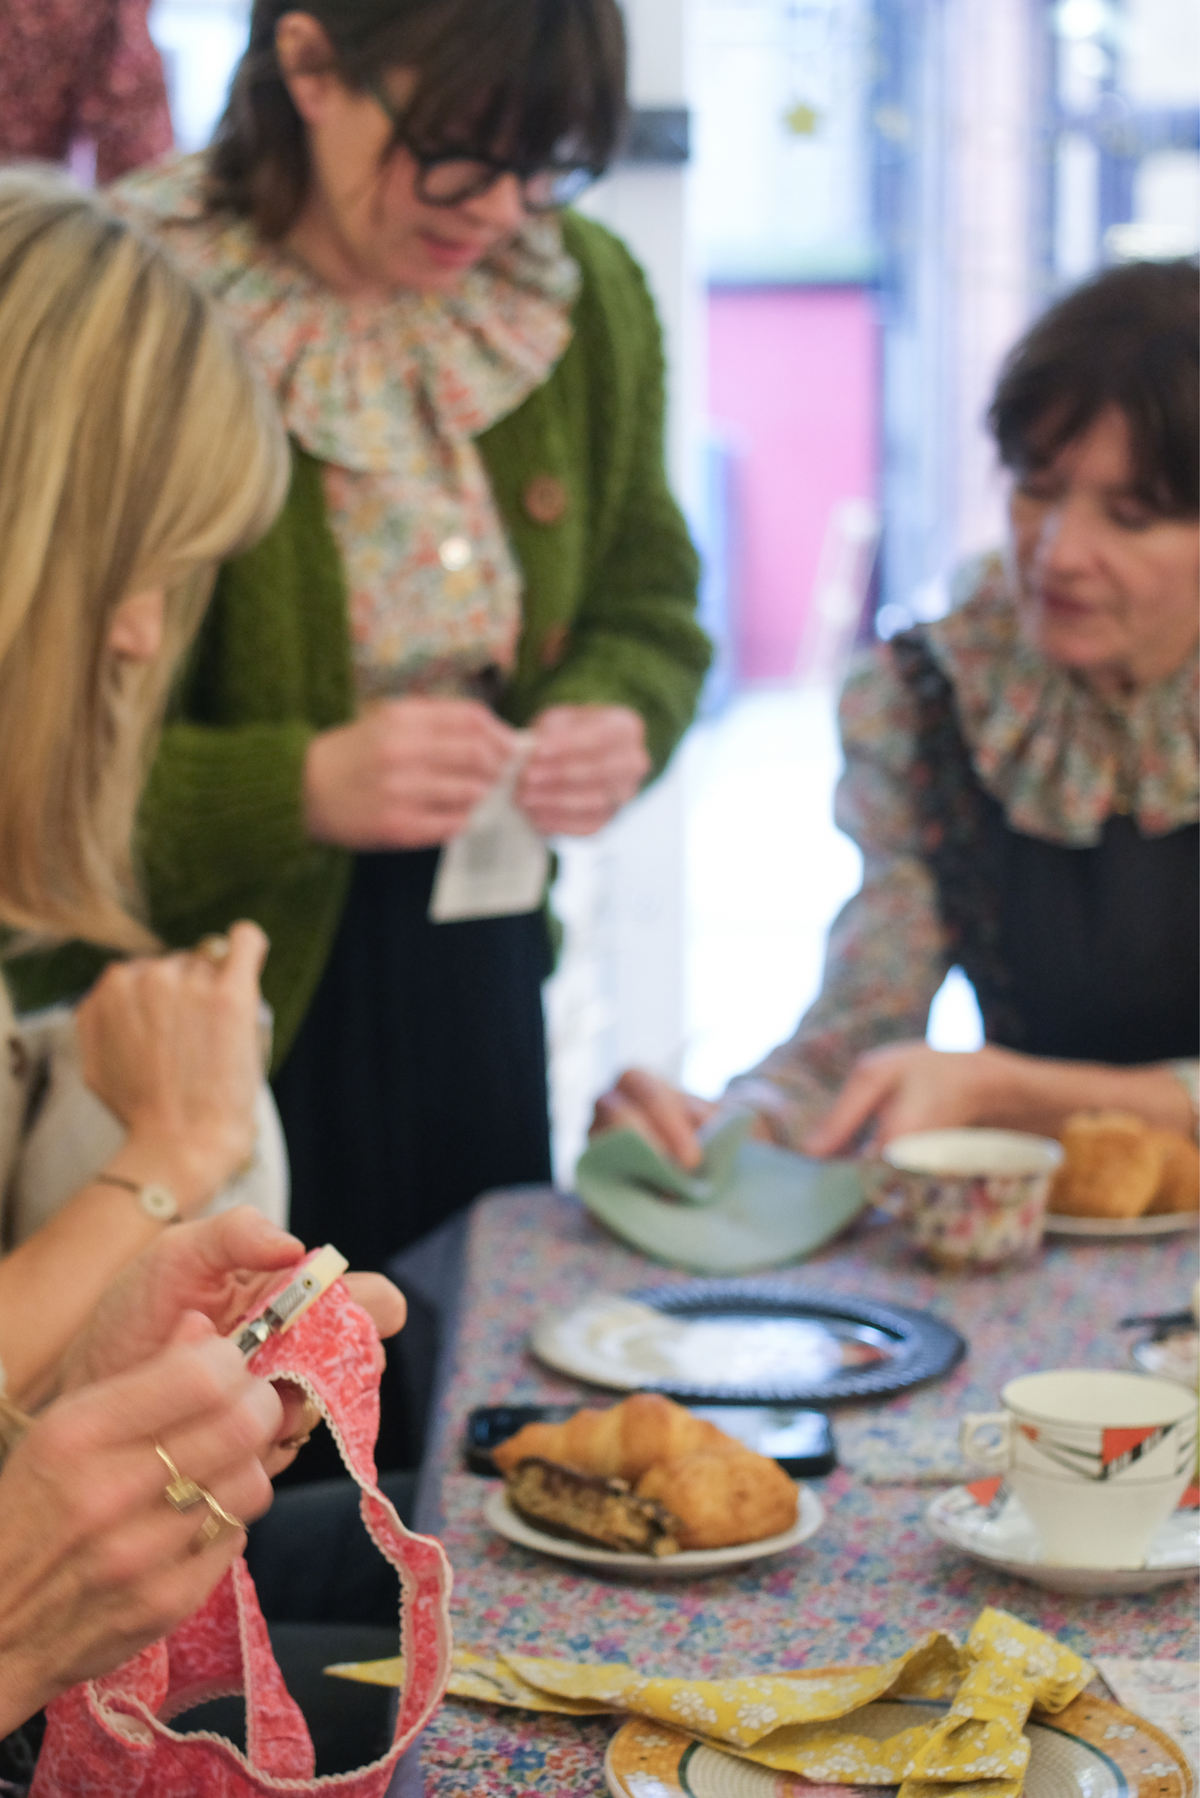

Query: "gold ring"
left=195, top=933, right=232, bottom=966
left=278, top=1395, right=323, bottom=1452
left=156, top=1444, right=244, bottom=1553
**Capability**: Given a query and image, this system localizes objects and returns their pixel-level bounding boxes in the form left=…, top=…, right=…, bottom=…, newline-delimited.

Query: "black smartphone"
left=463, top=1402, right=836, bottom=1477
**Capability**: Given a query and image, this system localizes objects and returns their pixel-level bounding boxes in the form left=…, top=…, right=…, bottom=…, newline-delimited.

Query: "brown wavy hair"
left=207, top=0, right=627, bottom=240
left=989, top=258, right=1199, bottom=518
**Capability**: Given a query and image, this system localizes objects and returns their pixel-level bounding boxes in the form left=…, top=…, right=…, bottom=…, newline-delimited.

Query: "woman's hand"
left=803, top=1042, right=1006, bottom=1156
left=590, top=1068, right=717, bottom=1172
left=802, top=1040, right=1199, bottom=1156
left=60, top=1209, right=307, bottom=1393
left=75, top=921, right=269, bottom=1210
left=515, top=705, right=650, bottom=837
left=304, top=698, right=518, bottom=849
left=0, top=1321, right=281, bottom=1735
left=62, top=1210, right=408, bottom=1476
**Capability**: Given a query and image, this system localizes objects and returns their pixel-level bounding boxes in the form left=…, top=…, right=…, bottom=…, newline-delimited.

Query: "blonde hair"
left=0, top=168, right=289, bottom=953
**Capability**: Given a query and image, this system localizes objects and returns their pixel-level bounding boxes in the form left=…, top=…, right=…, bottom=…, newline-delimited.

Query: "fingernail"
left=190, top=1332, right=243, bottom=1379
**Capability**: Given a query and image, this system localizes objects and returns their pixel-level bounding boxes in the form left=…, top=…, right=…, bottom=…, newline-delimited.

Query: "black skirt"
left=273, top=846, right=553, bottom=1272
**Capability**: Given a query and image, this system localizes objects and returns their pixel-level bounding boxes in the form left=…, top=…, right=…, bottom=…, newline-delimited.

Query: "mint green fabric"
left=6, top=215, right=709, bottom=1059
left=574, top=1124, right=867, bottom=1275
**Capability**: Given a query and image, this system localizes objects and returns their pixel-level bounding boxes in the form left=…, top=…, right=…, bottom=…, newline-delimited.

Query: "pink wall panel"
left=708, top=286, right=880, bottom=681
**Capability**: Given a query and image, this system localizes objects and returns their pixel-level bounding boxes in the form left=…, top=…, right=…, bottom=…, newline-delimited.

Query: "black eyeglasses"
left=367, top=79, right=599, bottom=213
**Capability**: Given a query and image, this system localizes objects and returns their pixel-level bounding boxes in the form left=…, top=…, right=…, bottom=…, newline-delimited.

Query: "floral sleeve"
left=721, top=645, right=953, bottom=1148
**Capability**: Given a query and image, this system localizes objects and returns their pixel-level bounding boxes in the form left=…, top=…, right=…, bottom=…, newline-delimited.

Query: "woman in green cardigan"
left=35, top=0, right=710, bottom=1422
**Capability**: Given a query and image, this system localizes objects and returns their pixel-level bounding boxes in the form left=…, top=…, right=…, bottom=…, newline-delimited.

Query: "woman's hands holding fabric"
left=0, top=1318, right=281, bottom=1734
left=62, top=1209, right=408, bottom=1475
left=304, top=698, right=518, bottom=849
left=75, top=922, right=269, bottom=1212
left=590, top=1068, right=717, bottom=1172
left=516, top=705, right=649, bottom=837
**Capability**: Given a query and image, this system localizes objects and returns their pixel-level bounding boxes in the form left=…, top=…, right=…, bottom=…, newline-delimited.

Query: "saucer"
left=483, top=1481, right=823, bottom=1577
left=926, top=1477, right=1200, bottom=1594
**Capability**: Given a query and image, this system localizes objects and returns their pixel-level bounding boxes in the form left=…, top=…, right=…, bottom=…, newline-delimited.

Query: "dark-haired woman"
left=596, top=259, right=1199, bottom=1162
left=15, top=0, right=709, bottom=1393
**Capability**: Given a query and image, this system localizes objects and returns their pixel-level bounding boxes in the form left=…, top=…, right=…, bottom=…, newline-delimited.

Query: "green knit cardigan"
left=9, top=214, right=710, bottom=1059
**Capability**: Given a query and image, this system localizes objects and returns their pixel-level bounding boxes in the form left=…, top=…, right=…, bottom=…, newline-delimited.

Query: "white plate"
left=1044, top=1208, right=1197, bottom=1238
left=483, top=1481, right=824, bottom=1577
left=926, top=1482, right=1200, bottom=1594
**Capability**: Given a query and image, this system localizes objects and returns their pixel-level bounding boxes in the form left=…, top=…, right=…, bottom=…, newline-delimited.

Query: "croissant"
left=1144, top=1131, right=1200, bottom=1214
left=492, top=1392, right=738, bottom=1483
left=1050, top=1111, right=1163, bottom=1218
left=495, top=1394, right=800, bottom=1551
left=635, top=1447, right=799, bottom=1550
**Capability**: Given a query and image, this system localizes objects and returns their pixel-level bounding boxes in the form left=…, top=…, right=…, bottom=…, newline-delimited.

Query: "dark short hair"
left=207, top=0, right=627, bottom=239
left=988, top=259, right=1199, bottom=517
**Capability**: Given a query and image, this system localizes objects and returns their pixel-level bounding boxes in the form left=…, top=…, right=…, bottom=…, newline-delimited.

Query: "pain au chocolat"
left=497, top=1393, right=799, bottom=1553
left=505, top=1456, right=682, bottom=1555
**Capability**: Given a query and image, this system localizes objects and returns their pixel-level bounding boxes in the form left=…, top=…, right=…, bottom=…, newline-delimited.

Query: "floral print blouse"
left=111, top=155, right=579, bottom=699
left=724, top=555, right=1200, bottom=1145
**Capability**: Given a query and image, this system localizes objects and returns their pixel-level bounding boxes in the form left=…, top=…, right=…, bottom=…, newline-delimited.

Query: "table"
left=409, top=1188, right=1198, bottom=1795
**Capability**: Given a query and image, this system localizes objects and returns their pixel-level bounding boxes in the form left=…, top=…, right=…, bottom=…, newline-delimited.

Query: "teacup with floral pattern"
left=881, top=1128, right=1063, bottom=1271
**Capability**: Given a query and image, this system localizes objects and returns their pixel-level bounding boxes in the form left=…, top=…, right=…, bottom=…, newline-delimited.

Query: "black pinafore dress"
left=891, top=633, right=1200, bottom=1063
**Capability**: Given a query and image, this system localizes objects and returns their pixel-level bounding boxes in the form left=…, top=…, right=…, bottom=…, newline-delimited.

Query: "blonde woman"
left=0, top=163, right=290, bottom=1403
left=0, top=166, right=291, bottom=1750
left=0, top=173, right=412, bottom=1773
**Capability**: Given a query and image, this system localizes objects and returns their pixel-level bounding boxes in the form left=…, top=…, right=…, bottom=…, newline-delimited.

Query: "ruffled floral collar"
left=926, top=555, right=1199, bottom=846
left=109, top=154, right=579, bottom=471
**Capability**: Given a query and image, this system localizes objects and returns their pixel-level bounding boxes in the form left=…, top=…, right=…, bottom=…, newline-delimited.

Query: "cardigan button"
left=439, top=535, right=472, bottom=572
left=540, top=623, right=569, bottom=668
left=523, top=474, right=569, bottom=526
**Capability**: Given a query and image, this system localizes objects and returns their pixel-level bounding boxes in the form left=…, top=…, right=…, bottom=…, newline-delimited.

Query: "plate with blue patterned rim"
left=531, top=1282, right=965, bottom=1404
left=604, top=1695, right=1195, bottom=1798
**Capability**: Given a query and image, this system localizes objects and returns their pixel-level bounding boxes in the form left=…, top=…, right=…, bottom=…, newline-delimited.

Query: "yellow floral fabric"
left=330, top=1607, right=1091, bottom=1795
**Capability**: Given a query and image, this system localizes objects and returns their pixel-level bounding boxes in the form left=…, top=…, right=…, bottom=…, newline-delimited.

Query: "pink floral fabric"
left=31, top=1251, right=453, bottom=1796
left=111, top=154, right=579, bottom=698
left=0, top=0, right=171, bottom=183
left=724, top=556, right=1200, bottom=1146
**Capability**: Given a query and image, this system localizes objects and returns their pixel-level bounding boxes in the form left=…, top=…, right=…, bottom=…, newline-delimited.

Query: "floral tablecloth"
left=410, top=1188, right=1199, bottom=1795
